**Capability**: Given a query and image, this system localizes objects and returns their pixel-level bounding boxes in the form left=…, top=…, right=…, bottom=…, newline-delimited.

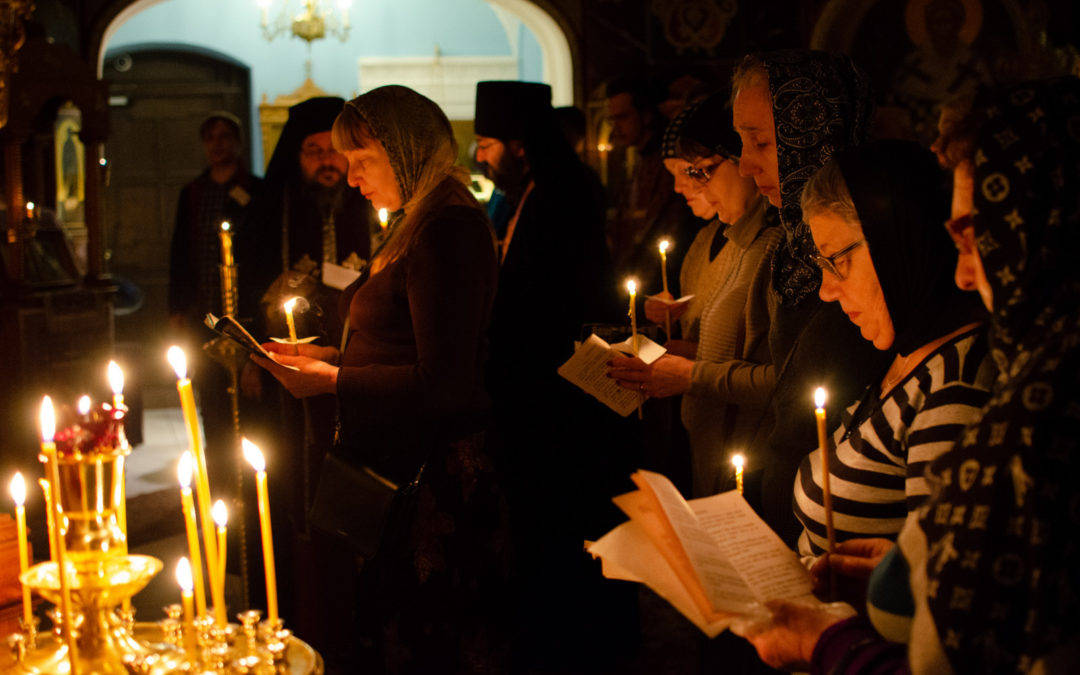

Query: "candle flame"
left=625, top=279, right=637, bottom=295
left=167, top=346, right=188, bottom=380
left=40, top=396, right=56, bottom=443
left=242, top=438, right=266, bottom=472
left=107, top=360, right=124, bottom=396
left=283, top=297, right=299, bottom=314
left=221, top=221, right=231, bottom=232
left=26, top=201, right=35, bottom=212
left=212, top=499, right=228, bottom=528
left=77, top=395, right=91, bottom=416
left=814, top=387, right=827, bottom=410
left=175, top=557, right=193, bottom=592
left=10, top=473, right=26, bottom=506
left=177, top=451, right=194, bottom=489
left=378, top=208, right=389, bottom=227
left=659, top=239, right=670, bottom=254
left=731, top=454, right=745, bottom=470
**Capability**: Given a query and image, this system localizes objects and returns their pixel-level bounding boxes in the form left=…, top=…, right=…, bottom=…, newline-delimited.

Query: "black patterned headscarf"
left=758, top=50, right=874, bottom=306
left=660, top=99, right=704, bottom=160
left=917, top=78, right=1080, bottom=673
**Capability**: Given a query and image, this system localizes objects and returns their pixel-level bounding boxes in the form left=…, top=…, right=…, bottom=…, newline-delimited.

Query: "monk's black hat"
left=474, top=80, right=552, bottom=140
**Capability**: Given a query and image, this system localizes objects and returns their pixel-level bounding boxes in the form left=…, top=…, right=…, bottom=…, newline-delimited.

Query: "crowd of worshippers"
left=166, top=50, right=1080, bottom=675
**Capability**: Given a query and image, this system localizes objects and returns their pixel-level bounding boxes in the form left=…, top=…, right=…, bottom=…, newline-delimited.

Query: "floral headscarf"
left=917, top=78, right=1080, bottom=673
left=759, top=50, right=874, bottom=306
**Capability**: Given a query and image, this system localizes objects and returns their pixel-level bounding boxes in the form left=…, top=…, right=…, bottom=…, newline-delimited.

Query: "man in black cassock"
left=238, top=96, right=374, bottom=666
left=475, top=80, right=641, bottom=671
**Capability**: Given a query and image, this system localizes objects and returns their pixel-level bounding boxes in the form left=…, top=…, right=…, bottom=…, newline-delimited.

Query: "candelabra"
left=6, top=397, right=322, bottom=673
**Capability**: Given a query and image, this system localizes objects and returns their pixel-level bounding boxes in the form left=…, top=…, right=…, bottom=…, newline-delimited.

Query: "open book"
left=586, top=470, right=812, bottom=636
left=204, top=313, right=299, bottom=370
left=558, top=334, right=667, bottom=416
left=646, top=293, right=694, bottom=308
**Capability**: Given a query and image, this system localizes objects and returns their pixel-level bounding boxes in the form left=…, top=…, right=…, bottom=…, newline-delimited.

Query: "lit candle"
left=177, top=452, right=207, bottom=618
left=378, top=208, right=389, bottom=231
left=77, top=395, right=91, bottom=420
left=283, top=297, right=300, bottom=355
left=175, top=556, right=196, bottom=647
left=658, top=239, right=671, bottom=295
left=219, top=221, right=234, bottom=267
left=212, top=500, right=228, bottom=590
left=626, top=279, right=638, bottom=356
left=25, top=201, right=34, bottom=221
left=39, top=397, right=80, bottom=672
left=10, top=473, right=33, bottom=628
left=731, top=454, right=745, bottom=496
left=598, top=142, right=610, bottom=186
left=814, top=386, right=837, bottom=600
left=243, top=438, right=278, bottom=623
left=38, top=479, right=56, bottom=562
left=166, top=346, right=225, bottom=628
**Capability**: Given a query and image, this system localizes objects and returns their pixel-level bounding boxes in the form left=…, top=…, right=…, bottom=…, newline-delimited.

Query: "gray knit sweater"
left=679, top=196, right=782, bottom=497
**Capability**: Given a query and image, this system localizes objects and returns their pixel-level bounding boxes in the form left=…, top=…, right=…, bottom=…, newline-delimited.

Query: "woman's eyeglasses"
left=683, top=158, right=734, bottom=184
left=810, top=238, right=865, bottom=280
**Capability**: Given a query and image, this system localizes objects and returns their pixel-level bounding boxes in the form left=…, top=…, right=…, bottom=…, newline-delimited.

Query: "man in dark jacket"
left=475, top=80, right=639, bottom=671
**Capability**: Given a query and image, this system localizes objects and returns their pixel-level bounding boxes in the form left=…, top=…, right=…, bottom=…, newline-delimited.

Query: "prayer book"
left=203, top=313, right=298, bottom=370
left=586, top=470, right=813, bottom=637
left=558, top=334, right=667, bottom=416
left=645, top=294, right=694, bottom=307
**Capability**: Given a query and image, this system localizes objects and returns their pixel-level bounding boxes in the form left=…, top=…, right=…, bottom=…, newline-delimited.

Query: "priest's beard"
left=483, top=151, right=530, bottom=202
left=302, top=177, right=346, bottom=219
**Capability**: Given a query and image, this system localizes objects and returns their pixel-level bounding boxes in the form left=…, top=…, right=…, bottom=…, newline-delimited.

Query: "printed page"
left=322, top=261, right=362, bottom=290
left=586, top=520, right=733, bottom=637
left=611, top=335, right=667, bottom=364
left=632, top=471, right=757, bottom=614
left=557, top=334, right=642, bottom=416
left=691, top=491, right=813, bottom=602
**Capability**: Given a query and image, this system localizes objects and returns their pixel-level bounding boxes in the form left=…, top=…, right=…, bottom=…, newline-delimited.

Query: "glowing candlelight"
left=219, top=221, right=234, bottom=267
left=283, top=297, right=300, bottom=353
left=626, top=279, right=638, bottom=355
left=11, top=473, right=32, bottom=628
left=77, top=395, right=91, bottom=418
left=107, top=361, right=124, bottom=408
left=658, top=239, right=671, bottom=295
left=167, top=346, right=225, bottom=627
left=378, top=208, right=389, bottom=231
left=176, top=557, right=195, bottom=632
left=212, top=500, right=228, bottom=590
left=731, top=454, right=745, bottom=495
left=243, top=438, right=278, bottom=623
left=814, top=386, right=837, bottom=599
left=25, top=201, right=34, bottom=220
left=177, top=452, right=207, bottom=618
left=40, top=397, right=79, bottom=672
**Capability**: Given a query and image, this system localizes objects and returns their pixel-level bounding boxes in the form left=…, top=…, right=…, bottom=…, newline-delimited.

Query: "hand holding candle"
left=243, top=438, right=278, bottom=624
left=177, top=452, right=207, bottom=618
left=10, top=473, right=33, bottom=629
left=731, top=454, right=745, bottom=496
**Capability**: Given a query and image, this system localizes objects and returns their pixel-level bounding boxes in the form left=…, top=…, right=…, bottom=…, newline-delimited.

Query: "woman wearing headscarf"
left=736, top=78, right=1080, bottom=675
left=253, top=85, right=507, bottom=672
left=730, top=50, right=891, bottom=544
left=792, top=139, right=992, bottom=562
left=610, top=91, right=783, bottom=499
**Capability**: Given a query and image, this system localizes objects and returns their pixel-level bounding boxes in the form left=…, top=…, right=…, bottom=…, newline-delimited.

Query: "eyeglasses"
left=683, top=159, right=733, bottom=184
left=810, top=238, right=865, bottom=280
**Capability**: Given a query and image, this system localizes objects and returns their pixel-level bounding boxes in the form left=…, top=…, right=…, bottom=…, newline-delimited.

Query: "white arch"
left=485, top=0, right=573, bottom=106
left=99, top=0, right=575, bottom=106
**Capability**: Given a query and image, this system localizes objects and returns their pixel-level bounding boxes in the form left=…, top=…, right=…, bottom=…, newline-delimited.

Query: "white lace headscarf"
left=332, top=85, right=473, bottom=272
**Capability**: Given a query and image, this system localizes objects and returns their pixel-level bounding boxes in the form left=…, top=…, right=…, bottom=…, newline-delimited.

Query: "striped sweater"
left=794, top=327, right=995, bottom=556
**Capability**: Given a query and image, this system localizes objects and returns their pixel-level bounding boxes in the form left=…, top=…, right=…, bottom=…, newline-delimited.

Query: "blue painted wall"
left=105, top=0, right=546, bottom=167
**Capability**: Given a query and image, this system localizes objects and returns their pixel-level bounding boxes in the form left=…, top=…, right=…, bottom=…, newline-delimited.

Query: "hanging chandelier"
left=256, top=0, right=352, bottom=44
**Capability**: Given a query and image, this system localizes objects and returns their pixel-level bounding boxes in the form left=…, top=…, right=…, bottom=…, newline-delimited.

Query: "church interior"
left=1, top=1, right=1079, bottom=673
